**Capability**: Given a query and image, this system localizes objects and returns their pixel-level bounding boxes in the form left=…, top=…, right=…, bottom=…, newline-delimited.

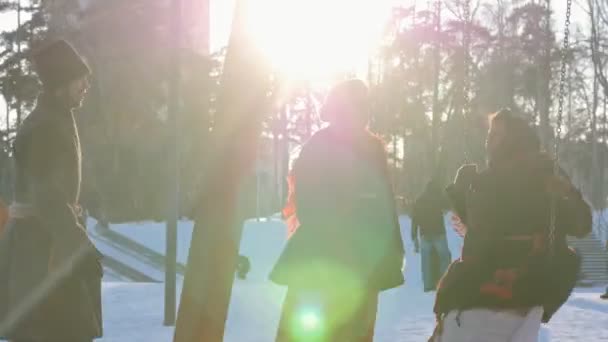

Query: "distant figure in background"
left=271, top=79, right=405, bottom=342
left=0, top=39, right=102, bottom=342
left=411, top=180, right=451, bottom=292
left=0, top=197, right=7, bottom=236
left=601, top=248, right=608, bottom=298
left=236, top=255, right=251, bottom=280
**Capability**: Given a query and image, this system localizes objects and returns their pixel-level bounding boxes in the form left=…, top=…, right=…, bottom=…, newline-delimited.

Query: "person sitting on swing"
left=430, top=109, right=591, bottom=341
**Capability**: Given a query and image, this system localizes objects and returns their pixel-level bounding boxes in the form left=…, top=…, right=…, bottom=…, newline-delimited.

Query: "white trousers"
left=435, top=307, right=544, bottom=342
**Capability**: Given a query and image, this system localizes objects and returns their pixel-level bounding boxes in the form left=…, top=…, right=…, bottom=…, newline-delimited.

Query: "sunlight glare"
left=299, top=310, right=322, bottom=331
left=249, top=0, right=391, bottom=80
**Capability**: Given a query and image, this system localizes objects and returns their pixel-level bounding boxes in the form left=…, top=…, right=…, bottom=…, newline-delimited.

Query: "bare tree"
left=589, top=0, right=608, bottom=207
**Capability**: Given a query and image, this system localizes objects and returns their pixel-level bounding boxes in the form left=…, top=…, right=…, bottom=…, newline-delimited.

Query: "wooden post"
left=164, top=0, right=182, bottom=326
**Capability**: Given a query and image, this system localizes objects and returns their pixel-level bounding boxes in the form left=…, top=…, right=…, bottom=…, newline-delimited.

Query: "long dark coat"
left=0, top=94, right=103, bottom=340
left=435, top=153, right=591, bottom=323
left=270, top=127, right=405, bottom=291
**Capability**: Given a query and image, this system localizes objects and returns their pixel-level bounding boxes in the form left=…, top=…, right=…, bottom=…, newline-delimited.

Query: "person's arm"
left=563, top=190, right=592, bottom=238
left=547, top=175, right=592, bottom=238
left=411, top=204, right=420, bottom=252
left=445, top=164, right=477, bottom=225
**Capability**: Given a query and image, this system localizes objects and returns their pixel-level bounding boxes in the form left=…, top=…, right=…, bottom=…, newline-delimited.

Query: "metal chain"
left=549, top=0, right=572, bottom=253
left=462, top=0, right=472, bottom=163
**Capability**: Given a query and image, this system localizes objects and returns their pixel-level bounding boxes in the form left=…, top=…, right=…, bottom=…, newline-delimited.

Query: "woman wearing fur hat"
left=271, top=79, right=405, bottom=342
left=430, top=109, right=591, bottom=342
left=0, top=39, right=102, bottom=341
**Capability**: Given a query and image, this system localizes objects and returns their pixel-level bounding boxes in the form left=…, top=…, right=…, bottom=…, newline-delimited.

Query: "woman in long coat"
left=270, top=79, right=405, bottom=342
left=431, top=109, right=591, bottom=341
left=0, top=39, right=102, bottom=342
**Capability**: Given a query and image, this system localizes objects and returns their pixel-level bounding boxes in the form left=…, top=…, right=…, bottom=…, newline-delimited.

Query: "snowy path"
left=95, top=216, right=608, bottom=341
left=99, top=283, right=608, bottom=341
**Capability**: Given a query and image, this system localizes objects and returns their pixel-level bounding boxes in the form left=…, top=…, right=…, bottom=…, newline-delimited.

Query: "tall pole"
left=164, top=0, right=182, bottom=326
left=4, top=99, right=9, bottom=140
left=431, top=0, right=441, bottom=169
left=16, top=0, right=22, bottom=127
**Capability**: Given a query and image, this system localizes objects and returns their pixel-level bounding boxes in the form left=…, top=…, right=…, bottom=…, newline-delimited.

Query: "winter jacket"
left=411, top=191, right=448, bottom=239
left=0, top=94, right=103, bottom=340
left=0, top=198, right=7, bottom=236
left=270, top=127, right=405, bottom=291
left=434, top=153, right=591, bottom=323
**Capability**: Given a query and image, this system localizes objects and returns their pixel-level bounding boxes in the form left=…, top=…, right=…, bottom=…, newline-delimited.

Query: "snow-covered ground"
left=95, top=216, right=608, bottom=341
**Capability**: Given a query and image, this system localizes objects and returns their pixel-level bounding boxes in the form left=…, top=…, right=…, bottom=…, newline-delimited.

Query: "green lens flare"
left=300, top=310, right=321, bottom=331
left=290, top=306, right=326, bottom=341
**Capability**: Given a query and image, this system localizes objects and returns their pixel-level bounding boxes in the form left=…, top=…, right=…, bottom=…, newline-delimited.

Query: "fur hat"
left=31, top=39, right=91, bottom=90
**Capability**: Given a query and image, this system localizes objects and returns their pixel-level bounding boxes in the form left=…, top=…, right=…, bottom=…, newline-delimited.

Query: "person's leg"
left=438, top=308, right=541, bottom=342
left=276, top=289, right=327, bottom=342
left=330, top=291, right=378, bottom=342
left=276, top=289, right=298, bottom=342
left=434, top=236, right=452, bottom=281
left=356, top=292, right=379, bottom=342
left=430, top=244, right=439, bottom=287
left=421, top=238, right=434, bottom=291
left=510, top=307, right=543, bottom=342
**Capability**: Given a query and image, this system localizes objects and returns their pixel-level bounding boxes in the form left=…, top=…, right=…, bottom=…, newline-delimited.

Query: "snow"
left=594, top=211, right=608, bottom=247
left=109, top=220, right=195, bottom=265
left=91, top=229, right=169, bottom=281
left=94, top=216, right=608, bottom=341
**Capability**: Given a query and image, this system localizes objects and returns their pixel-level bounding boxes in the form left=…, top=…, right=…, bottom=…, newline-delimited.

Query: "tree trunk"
left=589, top=0, right=602, bottom=208
left=590, top=75, right=599, bottom=208
left=431, top=0, right=441, bottom=169
left=173, top=0, right=270, bottom=341
left=598, top=97, right=607, bottom=209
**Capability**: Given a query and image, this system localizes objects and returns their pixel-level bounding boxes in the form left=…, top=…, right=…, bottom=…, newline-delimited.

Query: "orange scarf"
left=450, top=212, right=467, bottom=237
left=282, top=172, right=300, bottom=238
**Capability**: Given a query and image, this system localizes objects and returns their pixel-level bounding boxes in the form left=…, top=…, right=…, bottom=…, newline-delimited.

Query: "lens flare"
left=300, top=310, right=321, bottom=331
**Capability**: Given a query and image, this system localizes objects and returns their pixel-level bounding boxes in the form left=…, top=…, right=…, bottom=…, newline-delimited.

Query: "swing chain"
left=549, top=0, right=573, bottom=252
left=462, top=0, right=472, bottom=162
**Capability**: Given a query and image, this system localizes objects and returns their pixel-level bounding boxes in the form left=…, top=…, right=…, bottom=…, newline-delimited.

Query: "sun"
left=248, top=0, right=392, bottom=81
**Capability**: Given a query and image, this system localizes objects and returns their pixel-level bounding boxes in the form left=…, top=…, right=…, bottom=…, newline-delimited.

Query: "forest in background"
left=0, top=0, right=607, bottom=222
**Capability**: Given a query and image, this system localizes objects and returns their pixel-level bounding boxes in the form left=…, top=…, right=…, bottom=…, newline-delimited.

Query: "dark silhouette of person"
left=411, top=180, right=451, bottom=292
left=0, top=39, right=102, bottom=342
left=270, top=79, right=405, bottom=342
left=430, top=109, right=591, bottom=341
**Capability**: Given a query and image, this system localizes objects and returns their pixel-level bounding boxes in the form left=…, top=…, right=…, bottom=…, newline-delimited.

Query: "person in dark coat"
left=0, top=39, right=103, bottom=341
left=411, top=180, right=451, bottom=292
left=0, top=197, right=7, bottom=235
left=270, top=79, right=405, bottom=342
left=430, top=109, right=591, bottom=341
